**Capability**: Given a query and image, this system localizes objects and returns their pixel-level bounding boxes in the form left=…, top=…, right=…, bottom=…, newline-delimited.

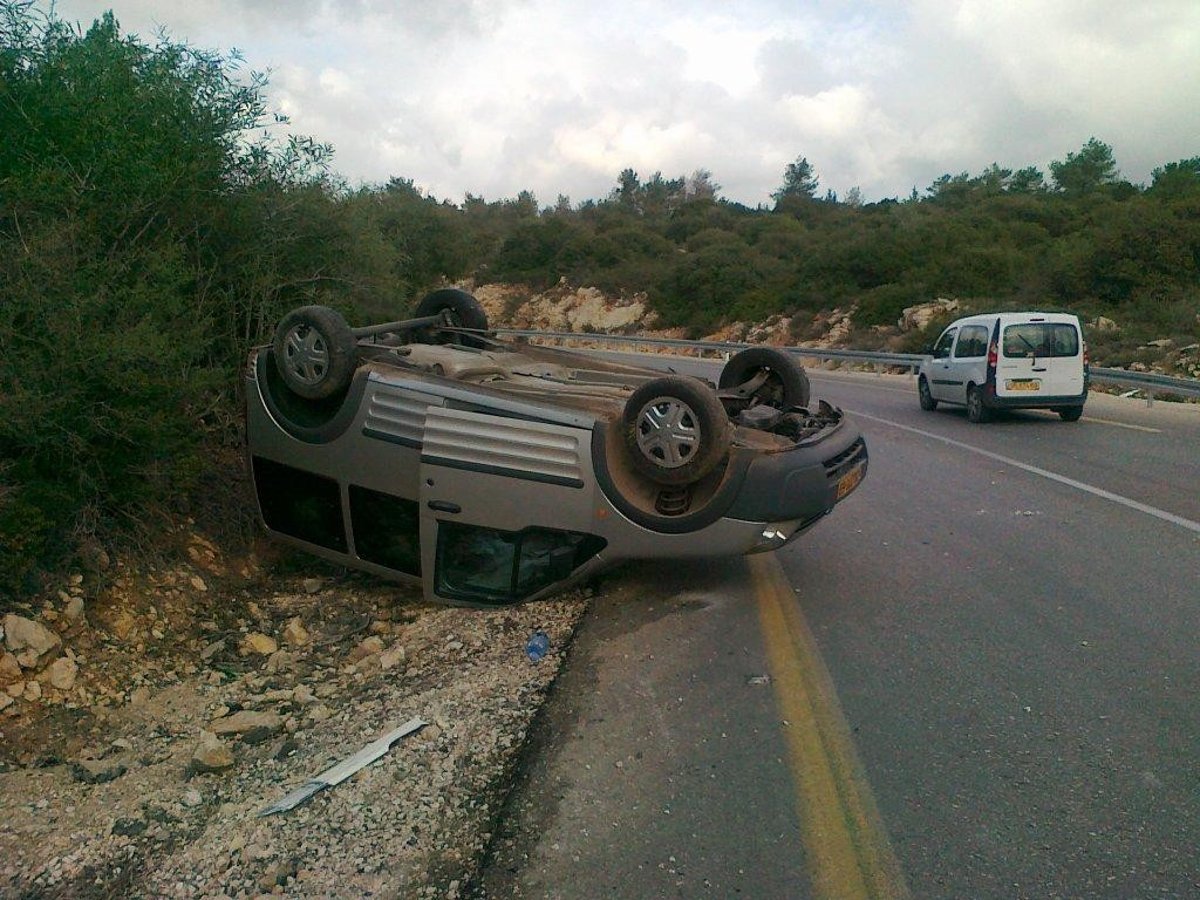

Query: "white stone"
left=210, top=710, right=283, bottom=736
left=380, top=644, right=407, bottom=672
left=63, top=596, right=85, bottom=622
left=2, top=614, right=60, bottom=658
left=0, top=652, right=22, bottom=686
left=192, top=733, right=235, bottom=772
left=347, top=636, right=384, bottom=664
left=281, top=618, right=310, bottom=648
left=44, top=657, right=78, bottom=691
left=239, top=633, right=278, bottom=656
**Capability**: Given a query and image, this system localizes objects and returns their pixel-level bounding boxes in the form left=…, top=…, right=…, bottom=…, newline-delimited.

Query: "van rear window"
left=1003, top=324, right=1079, bottom=358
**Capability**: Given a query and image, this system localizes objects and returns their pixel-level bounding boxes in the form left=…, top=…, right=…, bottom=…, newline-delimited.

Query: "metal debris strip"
left=258, top=717, right=427, bottom=816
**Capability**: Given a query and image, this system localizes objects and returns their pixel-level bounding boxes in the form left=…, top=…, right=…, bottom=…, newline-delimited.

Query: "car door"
left=946, top=323, right=990, bottom=402
left=417, top=404, right=604, bottom=605
left=926, top=326, right=958, bottom=402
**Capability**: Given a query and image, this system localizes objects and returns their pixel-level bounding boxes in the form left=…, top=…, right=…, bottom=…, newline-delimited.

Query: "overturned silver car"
left=245, top=289, right=868, bottom=605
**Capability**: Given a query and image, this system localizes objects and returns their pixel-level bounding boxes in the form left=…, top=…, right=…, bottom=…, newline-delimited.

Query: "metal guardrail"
left=493, top=328, right=1200, bottom=400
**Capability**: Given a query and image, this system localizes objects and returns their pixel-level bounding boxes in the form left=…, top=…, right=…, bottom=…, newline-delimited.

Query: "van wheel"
left=966, top=385, right=990, bottom=423
left=413, top=288, right=489, bottom=347
left=1058, top=405, right=1084, bottom=422
left=718, top=347, right=810, bottom=411
left=273, top=305, right=358, bottom=400
left=623, top=376, right=731, bottom=486
left=918, top=376, right=938, bottom=411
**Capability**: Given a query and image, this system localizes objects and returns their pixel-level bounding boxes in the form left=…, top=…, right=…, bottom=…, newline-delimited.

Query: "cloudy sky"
left=50, top=0, right=1200, bottom=206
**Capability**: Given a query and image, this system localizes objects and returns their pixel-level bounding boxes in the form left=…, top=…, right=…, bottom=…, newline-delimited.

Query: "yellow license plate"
left=1005, top=379, right=1041, bottom=391
left=836, top=463, right=865, bottom=500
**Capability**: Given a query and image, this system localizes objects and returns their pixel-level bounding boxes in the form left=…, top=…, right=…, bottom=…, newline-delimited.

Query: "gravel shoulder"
left=1, top=537, right=590, bottom=898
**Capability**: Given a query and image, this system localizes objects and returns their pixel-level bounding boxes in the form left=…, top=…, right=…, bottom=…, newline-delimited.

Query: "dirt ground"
left=0, top=528, right=590, bottom=898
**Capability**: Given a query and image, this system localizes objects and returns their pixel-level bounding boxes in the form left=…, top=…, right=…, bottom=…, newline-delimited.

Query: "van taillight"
left=1083, top=341, right=1089, bottom=368
left=987, top=341, right=998, bottom=368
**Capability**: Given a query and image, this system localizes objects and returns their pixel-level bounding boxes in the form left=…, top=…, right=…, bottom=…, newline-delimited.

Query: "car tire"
left=718, top=347, right=810, bottom=410
left=272, top=305, right=359, bottom=400
left=918, top=376, right=938, bottom=411
left=414, top=288, right=489, bottom=347
left=1058, top=405, right=1084, bottom=422
left=623, top=376, right=731, bottom=486
left=966, top=384, right=990, bottom=423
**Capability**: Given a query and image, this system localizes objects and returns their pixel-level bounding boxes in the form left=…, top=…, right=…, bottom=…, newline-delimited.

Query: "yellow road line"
left=750, top=553, right=910, bottom=900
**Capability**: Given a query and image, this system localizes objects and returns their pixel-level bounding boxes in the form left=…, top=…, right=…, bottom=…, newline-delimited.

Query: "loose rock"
left=347, top=635, right=384, bottom=664
left=71, top=757, right=129, bottom=784
left=380, top=643, right=407, bottom=671
left=63, top=596, right=86, bottom=622
left=210, top=710, right=283, bottom=737
left=43, top=657, right=79, bottom=691
left=0, top=652, right=22, bottom=686
left=239, top=633, right=278, bottom=657
left=191, top=733, right=236, bottom=773
left=281, top=617, right=310, bottom=648
left=2, top=614, right=60, bottom=659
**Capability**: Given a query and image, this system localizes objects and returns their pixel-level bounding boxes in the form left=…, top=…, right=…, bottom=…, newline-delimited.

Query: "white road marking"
left=852, top=410, right=1200, bottom=536
left=1063, top=415, right=1160, bottom=433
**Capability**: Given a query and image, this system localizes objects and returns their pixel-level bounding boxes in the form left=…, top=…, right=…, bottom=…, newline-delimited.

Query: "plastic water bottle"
left=525, top=630, right=549, bottom=663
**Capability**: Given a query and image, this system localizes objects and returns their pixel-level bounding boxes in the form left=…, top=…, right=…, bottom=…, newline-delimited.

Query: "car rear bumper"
left=985, top=390, right=1087, bottom=410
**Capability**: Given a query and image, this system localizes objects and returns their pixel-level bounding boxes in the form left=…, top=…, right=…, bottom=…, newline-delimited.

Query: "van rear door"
left=996, top=319, right=1084, bottom=399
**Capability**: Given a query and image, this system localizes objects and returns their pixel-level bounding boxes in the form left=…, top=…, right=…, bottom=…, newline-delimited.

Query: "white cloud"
left=48, top=0, right=1200, bottom=203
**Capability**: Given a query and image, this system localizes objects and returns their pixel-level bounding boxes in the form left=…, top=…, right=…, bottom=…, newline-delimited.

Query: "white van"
left=917, top=312, right=1088, bottom=423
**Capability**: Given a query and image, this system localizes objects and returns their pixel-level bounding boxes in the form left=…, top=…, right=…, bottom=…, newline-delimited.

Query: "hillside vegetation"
left=1, top=3, right=1198, bottom=594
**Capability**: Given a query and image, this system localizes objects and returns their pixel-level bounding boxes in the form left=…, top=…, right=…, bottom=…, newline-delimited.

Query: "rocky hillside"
left=1, top=525, right=589, bottom=897
left=471, top=282, right=1200, bottom=380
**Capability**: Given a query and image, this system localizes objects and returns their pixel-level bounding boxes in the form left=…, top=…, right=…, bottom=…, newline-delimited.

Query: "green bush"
left=0, top=5, right=342, bottom=595
left=855, top=283, right=930, bottom=328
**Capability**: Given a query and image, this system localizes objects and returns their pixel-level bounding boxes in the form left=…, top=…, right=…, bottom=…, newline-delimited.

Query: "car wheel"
left=918, top=376, right=938, bottom=411
left=966, top=384, right=990, bottom=423
left=414, top=288, right=489, bottom=347
left=272, top=305, right=358, bottom=400
left=718, top=347, right=810, bottom=410
left=623, top=376, right=731, bottom=486
left=1058, top=405, right=1084, bottom=422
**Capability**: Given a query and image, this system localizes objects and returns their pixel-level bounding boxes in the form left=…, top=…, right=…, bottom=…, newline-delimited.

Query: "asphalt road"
left=477, top=360, right=1200, bottom=898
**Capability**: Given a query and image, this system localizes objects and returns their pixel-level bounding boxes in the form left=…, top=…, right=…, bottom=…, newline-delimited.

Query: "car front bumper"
left=724, top=426, right=868, bottom=524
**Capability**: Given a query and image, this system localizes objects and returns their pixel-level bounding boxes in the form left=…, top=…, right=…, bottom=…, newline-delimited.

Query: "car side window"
left=252, top=456, right=347, bottom=552
left=349, top=486, right=421, bottom=575
left=953, top=325, right=989, bottom=358
left=435, top=522, right=605, bottom=604
left=933, top=328, right=957, bottom=359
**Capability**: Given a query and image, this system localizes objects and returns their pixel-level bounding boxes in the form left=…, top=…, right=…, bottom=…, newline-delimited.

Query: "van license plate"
left=1005, top=379, right=1041, bottom=391
left=836, top=463, right=866, bottom=500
